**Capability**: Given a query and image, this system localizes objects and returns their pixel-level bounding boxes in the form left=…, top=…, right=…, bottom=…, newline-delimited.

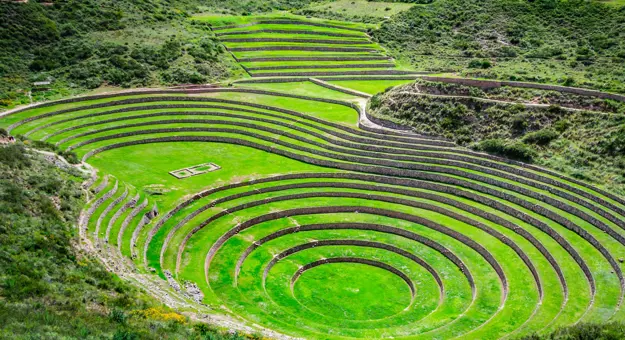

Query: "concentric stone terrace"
left=3, top=17, right=625, bottom=339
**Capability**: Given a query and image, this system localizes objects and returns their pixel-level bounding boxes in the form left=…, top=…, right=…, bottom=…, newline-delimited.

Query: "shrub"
left=474, top=138, right=536, bottom=162
left=112, top=329, right=139, bottom=340
left=60, top=151, right=80, bottom=164
left=523, top=129, right=559, bottom=145
left=563, top=76, right=575, bottom=87
left=16, top=137, right=80, bottom=164
left=511, top=112, right=530, bottom=131
left=600, top=125, right=625, bottom=156
left=521, top=322, right=625, bottom=340
left=0, top=144, right=31, bottom=168
left=369, top=94, right=382, bottom=110
left=194, top=323, right=217, bottom=336
left=109, top=309, right=127, bottom=324
left=553, top=119, right=570, bottom=133
left=468, top=59, right=492, bottom=69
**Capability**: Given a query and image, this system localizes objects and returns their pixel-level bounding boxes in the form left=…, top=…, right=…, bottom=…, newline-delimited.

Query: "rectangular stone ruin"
left=169, top=162, right=221, bottom=179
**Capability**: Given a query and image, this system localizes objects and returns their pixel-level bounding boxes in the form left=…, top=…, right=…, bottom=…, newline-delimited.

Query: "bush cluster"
left=473, top=138, right=536, bottom=162
left=600, top=125, right=625, bottom=156
left=16, top=136, right=80, bottom=164
left=521, top=322, right=625, bottom=340
left=522, top=129, right=559, bottom=146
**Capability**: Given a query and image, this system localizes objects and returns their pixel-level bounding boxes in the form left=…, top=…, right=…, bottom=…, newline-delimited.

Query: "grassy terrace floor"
left=2, top=14, right=625, bottom=340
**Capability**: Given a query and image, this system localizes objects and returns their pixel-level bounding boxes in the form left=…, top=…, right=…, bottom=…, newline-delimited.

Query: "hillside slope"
left=372, top=0, right=625, bottom=92
left=368, top=78, right=625, bottom=195
left=0, top=0, right=245, bottom=109
left=0, top=144, right=251, bottom=339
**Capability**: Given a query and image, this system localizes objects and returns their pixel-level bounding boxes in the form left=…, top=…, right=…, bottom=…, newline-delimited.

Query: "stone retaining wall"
left=421, top=76, right=625, bottom=103
left=228, top=46, right=378, bottom=52
left=51, top=100, right=433, bottom=147
left=72, top=126, right=597, bottom=230
left=216, top=29, right=364, bottom=38
left=95, top=187, right=128, bottom=237
left=211, top=20, right=367, bottom=33
left=9, top=88, right=437, bottom=146
left=250, top=70, right=420, bottom=77
left=364, top=111, right=414, bottom=131
left=290, top=257, right=416, bottom=296
left=118, top=198, right=148, bottom=250
left=222, top=37, right=371, bottom=44
left=82, top=180, right=118, bottom=234
left=203, top=206, right=504, bottom=298
left=130, top=205, right=159, bottom=258
left=246, top=63, right=395, bottom=71
left=319, top=75, right=420, bottom=81
left=234, top=75, right=419, bottom=83
left=14, top=85, right=623, bottom=212
left=93, top=175, right=109, bottom=195
left=106, top=194, right=139, bottom=243
left=83, top=171, right=98, bottom=189
left=208, top=195, right=530, bottom=300
left=235, top=77, right=311, bottom=84
left=237, top=56, right=390, bottom=62
left=234, top=179, right=563, bottom=295
left=308, top=78, right=371, bottom=98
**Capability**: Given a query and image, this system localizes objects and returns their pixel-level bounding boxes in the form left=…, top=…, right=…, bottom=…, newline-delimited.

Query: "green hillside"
left=372, top=0, right=625, bottom=92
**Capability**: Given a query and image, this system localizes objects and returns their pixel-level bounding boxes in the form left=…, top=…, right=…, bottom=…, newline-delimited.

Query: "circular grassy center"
left=293, top=262, right=412, bottom=321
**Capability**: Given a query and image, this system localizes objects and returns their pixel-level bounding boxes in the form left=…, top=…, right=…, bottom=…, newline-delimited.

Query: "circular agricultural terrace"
left=3, top=16, right=625, bottom=340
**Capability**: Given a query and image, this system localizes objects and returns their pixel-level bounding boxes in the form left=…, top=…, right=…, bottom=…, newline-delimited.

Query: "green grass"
left=215, top=23, right=369, bottom=35
left=241, top=60, right=392, bottom=67
left=292, top=262, right=414, bottom=320
left=8, top=99, right=620, bottom=334
left=219, top=32, right=370, bottom=41
left=248, top=67, right=398, bottom=74
left=327, top=79, right=416, bottom=94
left=193, top=13, right=373, bottom=30
left=232, top=50, right=383, bottom=58
left=236, top=82, right=359, bottom=101
left=218, top=33, right=369, bottom=41
left=194, top=91, right=360, bottom=126
left=304, top=0, right=416, bottom=18
left=208, top=15, right=400, bottom=80
left=224, top=41, right=381, bottom=49
left=88, top=141, right=329, bottom=218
